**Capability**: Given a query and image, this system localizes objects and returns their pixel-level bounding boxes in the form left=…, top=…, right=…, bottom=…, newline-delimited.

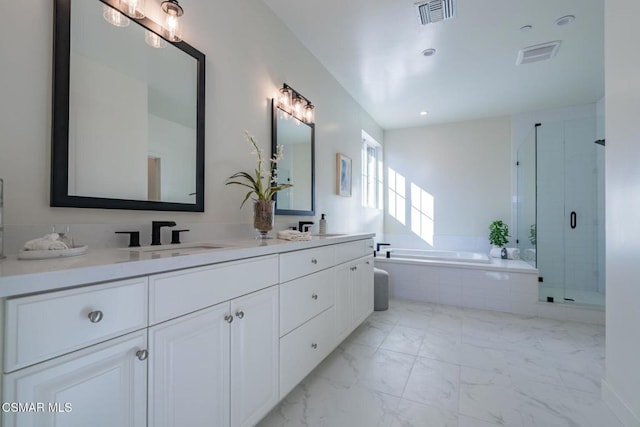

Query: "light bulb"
left=102, top=4, right=130, bottom=27
left=145, top=30, right=167, bottom=48
left=292, top=96, right=304, bottom=120
left=161, top=0, right=184, bottom=42
left=304, top=103, right=315, bottom=123
left=278, top=86, right=292, bottom=111
left=122, top=0, right=145, bottom=18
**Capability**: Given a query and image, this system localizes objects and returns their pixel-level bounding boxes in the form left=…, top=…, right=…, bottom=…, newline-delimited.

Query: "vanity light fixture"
left=103, top=4, right=130, bottom=27
left=277, top=84, right=315, bottom=124
left=121, top=0, right=145, bottom=19
left=161, top=0, right=184, bottom=42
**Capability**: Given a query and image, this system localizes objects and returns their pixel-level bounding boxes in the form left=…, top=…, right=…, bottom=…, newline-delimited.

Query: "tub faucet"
left=376, top=243, right=391, bottom=252
left=298, top=221, right=314, bottom=232
left=151, top=221, right=176, bottom=245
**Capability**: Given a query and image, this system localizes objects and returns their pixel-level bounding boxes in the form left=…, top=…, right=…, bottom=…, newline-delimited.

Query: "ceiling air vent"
left=415, top=0, right=455, bottom=25
left=516, top=41, right=561, bottom=65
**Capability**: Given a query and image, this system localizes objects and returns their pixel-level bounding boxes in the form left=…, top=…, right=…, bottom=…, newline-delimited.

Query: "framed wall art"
left=336, top=153, right=352, bottom=197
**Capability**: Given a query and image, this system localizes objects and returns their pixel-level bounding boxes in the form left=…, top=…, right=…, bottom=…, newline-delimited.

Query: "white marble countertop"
left=0, top=233, right=375, bottom=298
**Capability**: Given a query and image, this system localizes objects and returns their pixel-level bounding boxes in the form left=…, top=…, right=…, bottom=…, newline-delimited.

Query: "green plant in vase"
left=226, top=131, right=292, bottom=238
left=489, top=220, right=510, bottom=259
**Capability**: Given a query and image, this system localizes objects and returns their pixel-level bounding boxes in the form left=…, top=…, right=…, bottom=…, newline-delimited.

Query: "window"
left=361, top=132, right=383, bottom=209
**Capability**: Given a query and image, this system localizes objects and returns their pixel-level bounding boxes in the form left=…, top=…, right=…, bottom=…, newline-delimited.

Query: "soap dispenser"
left=319, top=214, right=327, bottom=235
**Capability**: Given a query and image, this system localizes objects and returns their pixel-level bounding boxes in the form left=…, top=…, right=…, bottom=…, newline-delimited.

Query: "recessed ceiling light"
left=420, top=111, right=428, bottom=116
left=555, top=15, right=575, bottom=26
left=422, top=48, right=436, bottom=57
left=520, top=25, right=532, bottom=32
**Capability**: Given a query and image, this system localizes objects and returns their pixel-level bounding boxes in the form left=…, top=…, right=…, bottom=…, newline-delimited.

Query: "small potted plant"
left=489, top=220, right=510, bottom=259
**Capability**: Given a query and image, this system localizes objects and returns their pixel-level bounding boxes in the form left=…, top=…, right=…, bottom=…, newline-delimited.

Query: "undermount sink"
left=124, top=242, right=228, bottom=254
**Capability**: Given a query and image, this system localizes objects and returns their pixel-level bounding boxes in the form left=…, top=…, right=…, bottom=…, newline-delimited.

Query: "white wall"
left=0, top=0, right=383, bottom=251
left=383, top=116, right=511, bottom=252
left=603, top=0, right=640, bottom=425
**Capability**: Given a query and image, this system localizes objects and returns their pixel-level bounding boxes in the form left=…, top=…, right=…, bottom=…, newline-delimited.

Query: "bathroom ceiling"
left=262, top=0, right=604, bottom=129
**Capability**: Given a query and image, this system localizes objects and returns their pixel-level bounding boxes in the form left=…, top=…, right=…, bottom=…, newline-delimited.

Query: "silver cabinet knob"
left=224, top=315, right=234, bottom=324
left=311, top=293, right=318, bottom=300
left=235, top=310, right=245, bottom=319
left=366, top=261, right=370, bottom=264
left=311, top=343, right=318, bottom=349
left=87, top=310, right=104, bottom=323
left=311, top=258, right=318, bottom=265
left=136, top=349, right=148, bottom=361
left=354, top=266, right=358, bottom=270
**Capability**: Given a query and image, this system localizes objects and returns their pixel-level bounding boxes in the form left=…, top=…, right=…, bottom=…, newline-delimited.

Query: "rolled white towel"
left=506, top=247, right=520, bottom=260
left=277, top=230, right=312, bottom=241
left=24, top=234, right=69, bottom=251
left=489, top=247, right=503, bottom=258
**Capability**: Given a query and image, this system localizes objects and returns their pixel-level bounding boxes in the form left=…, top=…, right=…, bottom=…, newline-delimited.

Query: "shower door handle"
left=570, top=211, right=577, bottom=229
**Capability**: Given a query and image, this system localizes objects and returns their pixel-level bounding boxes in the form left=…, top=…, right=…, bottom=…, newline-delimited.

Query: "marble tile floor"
left=258, top=298, right=621, bottom=427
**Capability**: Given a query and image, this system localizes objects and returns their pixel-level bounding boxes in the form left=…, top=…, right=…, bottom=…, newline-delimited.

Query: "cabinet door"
left=355, top=256, right=375, bottom=323
left=3, top=331, right=147, bottom=427
left=148, top=302, right=231, bottom=427
left=230, top=287, right=279, bottom=427
left=334, top=262, right=353, bottom=344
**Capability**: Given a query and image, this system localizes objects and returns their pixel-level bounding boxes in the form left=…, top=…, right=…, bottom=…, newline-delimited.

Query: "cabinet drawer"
left=149, top=255, right=278, bottom=325
left=280, top=268, right=335, bottom=336
left=4, top=278, right=148, bottom=372
left=334, top=239, right=374, bottom=265
left=279, top=307, right=335, bottom=398
left=279, top=246, right=335, bottom=282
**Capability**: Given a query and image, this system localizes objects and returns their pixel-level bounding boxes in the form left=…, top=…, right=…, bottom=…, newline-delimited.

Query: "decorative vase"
left=253, top=200, right=275, bottom=239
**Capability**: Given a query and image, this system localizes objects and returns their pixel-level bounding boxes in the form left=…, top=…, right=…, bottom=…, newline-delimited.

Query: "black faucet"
left=376, top=243, right=391, bottom=252
left=151, top=221, right=176, bottom=245
left=298, top=221, right=314, bottom=232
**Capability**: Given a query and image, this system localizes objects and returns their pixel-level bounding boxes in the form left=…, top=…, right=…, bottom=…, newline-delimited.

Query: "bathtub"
left=382, top=248, right=491, bottom=264
left=375, top=247, right=539, bottom=316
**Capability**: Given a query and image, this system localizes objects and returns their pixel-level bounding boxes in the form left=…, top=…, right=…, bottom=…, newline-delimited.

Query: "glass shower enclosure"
left=517, top=116, right=605, bottom=306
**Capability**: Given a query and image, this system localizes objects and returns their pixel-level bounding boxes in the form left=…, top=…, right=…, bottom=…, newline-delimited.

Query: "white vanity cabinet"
left=148, top=303, right=231, bottom=427
left=2, top=277, right=149, bottom=427
left=278, top=238, right=374, bottom=398
left=3, top=327, right=148, bottom=427
left=0, top=234, right=376, bottom=427
left=335, top=252, right=374, bottom=343
left=4, top=277, right=148, bottom=373
left=148, top=286, right=279, bottom=427
left=148, top=255, right=280, bottom=427
left=229, top=286, right=280, bottom=427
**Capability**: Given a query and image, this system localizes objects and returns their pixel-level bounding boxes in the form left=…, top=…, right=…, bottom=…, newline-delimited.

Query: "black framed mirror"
left=51, top=0, right=205, bottom=211
left=271, top=99, right=315, bottom=216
